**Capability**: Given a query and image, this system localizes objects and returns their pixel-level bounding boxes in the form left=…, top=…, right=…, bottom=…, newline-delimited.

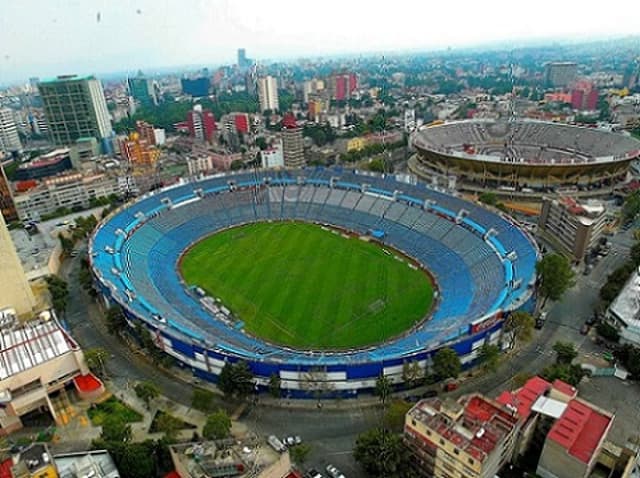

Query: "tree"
left=289, top=443, right=311, bottom=466
left=374, top=374, right=392, bottom=406
left=552, top=341, right=578, bottom=365
left=541, top=363, right=586, bottom=386
left=367, top=158, right=385, bottom=173
left=268, top=373, right=281, bottom=399
left=383, top=400, right=413, bottom=432
left=191, top=387, right=216, bottom=412
left=45, top=275, right=69, bottom=316
left=105, top=306, right=127, bottom=335
left=536, top=254, right=575, bottom=307
left=84, top=347, right=109, bottom=377
left=596, top=322, right=620, bottom=342
left=503, top=311, right=535, bottom=348
left=202, top=410, right=231, bottom=440
left=478, top=192, right=498, bottom=206
left=432, top=347, right=461, bottom=381
left=353, top=428, right=412, bottom=478
left=154, top=412, right=182, bottom=441
left=512, top=372, right=533, bottom=389
left=59, top=234, right=74, bottom=255
left=478, top=344, right=500, bottom=372
left=134, top=381, right=160, bottom=408
left=230, top=160, right=244, bottom=171
left=217, top=361, right=255, bottom=399
left=95, top=440, right=157, bottom=478
left=100, top=415, right=132, bottom=443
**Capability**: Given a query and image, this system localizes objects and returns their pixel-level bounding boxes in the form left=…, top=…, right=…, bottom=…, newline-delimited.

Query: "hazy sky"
left=1, top=0, right=639, bottom=84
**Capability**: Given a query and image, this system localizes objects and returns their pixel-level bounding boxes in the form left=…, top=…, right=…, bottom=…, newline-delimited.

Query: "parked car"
left=306, top=469, right=323, bottom=478
left=326, top=464, right=345, bottom=478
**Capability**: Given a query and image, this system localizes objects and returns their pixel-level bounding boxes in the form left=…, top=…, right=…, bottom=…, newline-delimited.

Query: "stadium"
left=89, top=168, right=538, bottom=397
left=409, top=119, right=640, bottom=198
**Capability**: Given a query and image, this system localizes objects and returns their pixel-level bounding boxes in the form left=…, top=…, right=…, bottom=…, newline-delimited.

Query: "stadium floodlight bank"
left=89, top=167, right=538, bottom=397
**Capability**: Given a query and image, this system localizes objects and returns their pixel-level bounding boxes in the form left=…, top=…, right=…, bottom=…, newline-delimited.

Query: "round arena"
left=89, top=168, right=538, bottom=397
left=410, top=119, right=640, bottom=198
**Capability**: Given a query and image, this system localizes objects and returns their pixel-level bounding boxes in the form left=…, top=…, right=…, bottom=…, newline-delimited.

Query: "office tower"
left=258, top=76, right=279, bottom=113
left=238, top=48, right=247, bottom=67
left=0, top=211, right=36, bottom=316
left=128, top=71, right=157, bottom=107
left=0, top=108, right=22, bottom=152
left=181, top=77, right=211, bottom=97
left=187, top=105, right=216, bottom=142
left=545, top=62, right=578, bottom=87
left=38, top=75, right=113, bottom=145
left=281, top=113, right=304, bottom=168
left=0, top=163, right=17, bottom=222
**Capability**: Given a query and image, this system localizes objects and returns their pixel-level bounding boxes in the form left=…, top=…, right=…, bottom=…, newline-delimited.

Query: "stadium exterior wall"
left=410, top=149, right=634, bottom=194
left=96, top=279, right=528, bottom=398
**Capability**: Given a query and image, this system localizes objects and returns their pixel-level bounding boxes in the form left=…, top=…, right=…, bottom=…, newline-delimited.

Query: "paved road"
left=60, top=227, right=635, bottom=477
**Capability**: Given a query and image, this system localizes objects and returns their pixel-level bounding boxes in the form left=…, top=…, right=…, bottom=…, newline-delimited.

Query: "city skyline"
left=2, top=0, right=640, bottom=85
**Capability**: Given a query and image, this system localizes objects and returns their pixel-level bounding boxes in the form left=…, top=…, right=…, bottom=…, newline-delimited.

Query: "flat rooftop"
left=608, top=268, right=640, bottom=328
left=408, top=394, right=520, bottom=462
left=0, top=314, right=77, bottom=380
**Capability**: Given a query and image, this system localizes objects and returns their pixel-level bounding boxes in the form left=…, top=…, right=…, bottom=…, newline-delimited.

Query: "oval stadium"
left=89, top=168, right=538, bottom=397
left=410, top=119, right=640, bottom=198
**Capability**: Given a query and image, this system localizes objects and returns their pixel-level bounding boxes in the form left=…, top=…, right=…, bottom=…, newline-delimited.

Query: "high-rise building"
left=237, top=48, right=251, bottom=68
left=119, top=132, right=160, bottom=167
left=181, top=77, right=211, bottom=97
left=0, top=163, right=18, bottom=222
left=281, top=113, right=304, bottom=168
left=328, top=73, right=358, bottom=101
left=257, top=76, right=279, bottom=113
left=0, top=212, right=36, bottom=316
left=0, top=108, right=22, bottom=152
left=38, top=75, right=112, bottom=146
left=545, top=62, right=578, bottom=87
left=570, top=81, right=599, bottom=111
left=128, top=71, right=157, bottom=107
left=187, top=105, right=216, bottom=142
left=538, top=197, right=607, bottom=262
left=136, top=120, right=157, bottom=146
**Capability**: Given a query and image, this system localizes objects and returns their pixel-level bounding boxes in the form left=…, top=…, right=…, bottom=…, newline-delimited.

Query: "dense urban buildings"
left=537, top=197, right=607, bottom=261
left=0, top=108, right=22, bottom=152
left=37, top=75, right=113, bottom=148
left=258, top=76, right=279, bottom=112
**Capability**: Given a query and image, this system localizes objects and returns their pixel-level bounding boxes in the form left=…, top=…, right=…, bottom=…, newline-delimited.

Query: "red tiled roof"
left=496, top=376, right=550, bottom=421
left=547, top=399, right=612, bottom=464
left=552, top=379, right=577, bottom=398
left=163, top=472, right=181, bottom=478
left=0, top=458, right=12, bottom=478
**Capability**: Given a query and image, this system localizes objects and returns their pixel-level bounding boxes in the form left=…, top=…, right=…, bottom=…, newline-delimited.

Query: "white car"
left=326, top=464, right=345, bottom=478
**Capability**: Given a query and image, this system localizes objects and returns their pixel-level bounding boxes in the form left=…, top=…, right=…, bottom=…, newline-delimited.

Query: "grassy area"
left=149, top=410, right=196, bottom=433
left=87, top=396, right=143, bottom=426
left=180, top=222, right=434, bottom=349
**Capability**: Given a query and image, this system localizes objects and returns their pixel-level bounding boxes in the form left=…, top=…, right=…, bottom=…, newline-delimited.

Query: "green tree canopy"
left=45, top=275, right=69, bottom=316
left=383, top=400, right=413, bottom=433
left=504, top=311, right=535, bottom=348
left=432, top=347, right=461, bottom=381
left=134, top=381, right=160, bottom=407
left=217, top=361, right=255, bottom=399
left=374, top=374, right=392, bottom=406
left=478, top=344, right=501, bottom=372
left=100, top=415, right=132, bottom=443
left=191, top=387, right=216, bottom=412
left=552, top=341, right=578, bottom=365
left=353, top=427, right=412, bottom=478
left=268, top=373, right=282, bottom=399
left=289, top=443, right=312, bottom=465
left=202, top=410, right=232, bottom=440
left=536, top=254, right=575, bottom=306
left=84, top=347, right=109, bottom=377
left=105, top=306, right=127, bottom=335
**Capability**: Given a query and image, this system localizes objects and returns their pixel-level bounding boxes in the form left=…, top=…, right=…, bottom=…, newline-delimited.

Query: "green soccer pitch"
left=179, top=222, right=434, bottom=349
